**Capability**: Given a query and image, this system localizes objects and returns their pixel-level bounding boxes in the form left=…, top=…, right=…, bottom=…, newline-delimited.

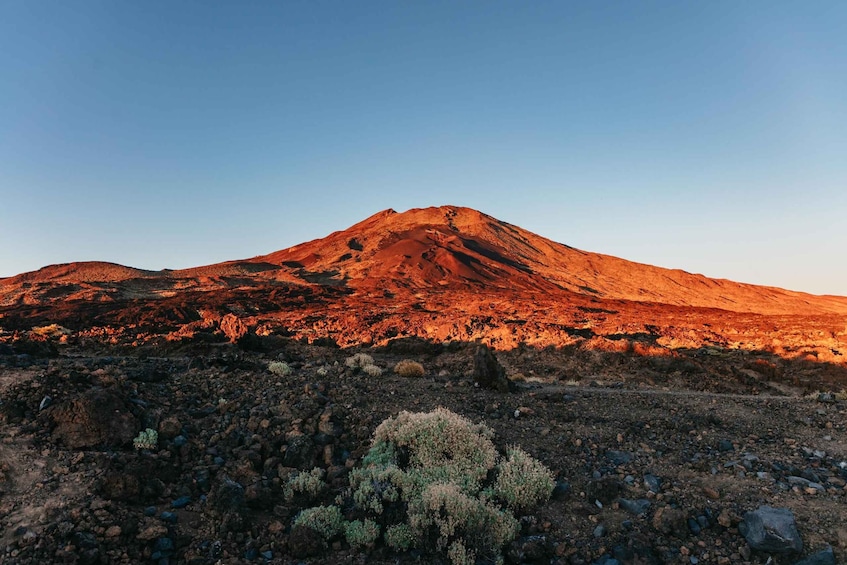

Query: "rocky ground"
left=1, top=336, right=846, bottom=565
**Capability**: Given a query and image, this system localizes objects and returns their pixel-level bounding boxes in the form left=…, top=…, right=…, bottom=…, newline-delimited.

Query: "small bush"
left=363, top=364, right=382, bottom=377
left=285, top=467, right=326, bottom=501
left=268, top=361, right=292, bottom=376
left=384, top=524, right=415, bottom=551
left=345, top=353, right=374, bottom=369
left=293, top=408, right=554, bottom=565
left=133, top=428, right=158, bottom=450
left=491, top=446, right=555, bottom=512
left=344, top=519, right=380, bottom=549
left=294, top=505, right=344, bottom=539
left=394, top=360, right=425, bottom=378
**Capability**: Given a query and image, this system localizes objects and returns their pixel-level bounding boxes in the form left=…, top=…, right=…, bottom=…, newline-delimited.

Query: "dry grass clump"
left=292, top=407, right=554, bottom=564
left=394, top=359, right=425, bottom=377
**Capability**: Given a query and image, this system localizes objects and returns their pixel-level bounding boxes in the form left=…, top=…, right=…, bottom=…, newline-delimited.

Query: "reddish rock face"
left=1, top=206, right=846, bottom=361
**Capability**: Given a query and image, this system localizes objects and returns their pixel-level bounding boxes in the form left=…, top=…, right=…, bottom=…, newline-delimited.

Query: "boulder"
left=740, top=506, right=802, bottom=554
left=473, top=345, right=510, bottom=392
left=46, top=388, right=139, bottom=448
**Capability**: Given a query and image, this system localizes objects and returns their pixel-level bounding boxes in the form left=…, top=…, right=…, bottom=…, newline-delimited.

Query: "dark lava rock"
left=552, top=481, right=571, bottom=500
left=473, top=345, right=510, bottom=392
left=739, top=506, right=803, bottom=554
left=619, top=498, right=651, bottom=516
left=288, top=524, right=325, bottom=558
left=207, top=478, right=247, bottom=532
left=606, top=450, right=633, bottom=466
left=643, top=473, right=662, bottom=493
left=793, top=547, right=835, bottom=565
left=283, top=434, right=318, bottom=469
left=46, top=388, right=139, bottom=448
left=718, top=439, right=734, bottom=452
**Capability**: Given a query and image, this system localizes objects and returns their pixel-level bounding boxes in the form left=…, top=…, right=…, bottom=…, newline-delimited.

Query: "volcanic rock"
left=473, top=344, right=510, bottom=392
left=46, top=388, right=139, bottom=448
left=740, top=506, right=803, bottom=554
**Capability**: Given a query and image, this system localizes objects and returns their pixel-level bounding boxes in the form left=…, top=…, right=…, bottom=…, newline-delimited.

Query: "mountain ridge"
left=2, top=205, right=847, bottom=317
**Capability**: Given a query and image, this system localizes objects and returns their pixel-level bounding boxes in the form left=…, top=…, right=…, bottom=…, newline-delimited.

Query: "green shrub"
left=384, top=524, right=415, bottom=551
left=373, top=407, right=498, bottom=494
left=292, top=408, right=554, bottom=565
left=394, top=359, right=425, bottom=377
left=491, top=446, right=555, bottom=512
left=133, top=428, right=158, bottom=450
left=284, top=467, right=326, bottom=501
left=268, top=361, right=292, bottom=376
left=293, top=505, right=344, bottom=539
left=344, top=519, right=380, bottom=549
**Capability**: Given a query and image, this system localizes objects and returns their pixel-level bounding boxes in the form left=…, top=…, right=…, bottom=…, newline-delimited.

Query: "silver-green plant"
left=344, top=519, right=380, bottom=549
left=293, top=505, right=344, bottom=539
left=133, top=428, right=158, bottom=450
left=268, top=361, right=292, bottom=377
left=284, top=467, right=326, bottom=502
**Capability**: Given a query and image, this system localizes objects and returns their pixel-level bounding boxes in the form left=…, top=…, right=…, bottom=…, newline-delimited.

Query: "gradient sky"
left=2, top=2, right=846, bottom=295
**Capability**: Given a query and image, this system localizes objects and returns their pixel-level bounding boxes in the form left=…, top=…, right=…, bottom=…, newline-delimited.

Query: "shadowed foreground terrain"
left=0, top=337, right=846, bottom=564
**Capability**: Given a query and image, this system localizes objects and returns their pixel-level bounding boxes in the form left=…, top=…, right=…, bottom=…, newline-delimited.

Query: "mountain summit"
left=255, top=205, right=847, bottom=316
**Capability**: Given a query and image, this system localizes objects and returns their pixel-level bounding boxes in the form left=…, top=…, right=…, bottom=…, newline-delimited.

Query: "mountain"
left=253, top=205, right=847, bottom=315
left=2, top=206, right=846, bottom=356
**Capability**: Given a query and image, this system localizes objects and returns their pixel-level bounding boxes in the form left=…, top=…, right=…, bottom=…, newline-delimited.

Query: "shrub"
left=363, top=364, right=382, bottom=377
left=344, top=519, right=380, bottom=549
left=384, top=524, right=415, bottom=551
left=293, top=505, right=344, bottom=539
left=268, top=361, right=292, bottom=376
left=394, top=359, right=425, bottom=377
left=345, top=353, right=374, bottom=369
left=292, top=408, right=554, bottom=565
left=490, top=446, right=555, bottom=512
left=373, top=407, right=498, bottom=494
left=133, top=428, right=158, bottom=450
left=284, top=467, right=326, bottom=501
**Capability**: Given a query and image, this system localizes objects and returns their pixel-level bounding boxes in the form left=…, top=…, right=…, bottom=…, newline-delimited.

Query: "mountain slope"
left=251, top=205, right=847, bottom=316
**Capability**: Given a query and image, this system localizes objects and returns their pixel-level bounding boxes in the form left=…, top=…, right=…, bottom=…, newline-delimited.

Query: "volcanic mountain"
left=2, top=206, right=846, bottom=356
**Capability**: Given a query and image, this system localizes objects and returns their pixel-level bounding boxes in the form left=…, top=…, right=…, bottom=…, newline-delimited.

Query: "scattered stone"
left=593, top=524, right=607, bottom=538
left=740, top=506, right=803, bottom=554
left=606, top=450, right=633, bottom=466
left=619, top=498, right=651, bottom=516
left=718, top=439, right=734, bottom=452
left=643, top=473, right=662, bottom=493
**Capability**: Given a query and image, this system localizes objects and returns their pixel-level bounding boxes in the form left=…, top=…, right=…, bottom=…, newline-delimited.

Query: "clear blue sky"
left=2, top=2, right=845, bottom=295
